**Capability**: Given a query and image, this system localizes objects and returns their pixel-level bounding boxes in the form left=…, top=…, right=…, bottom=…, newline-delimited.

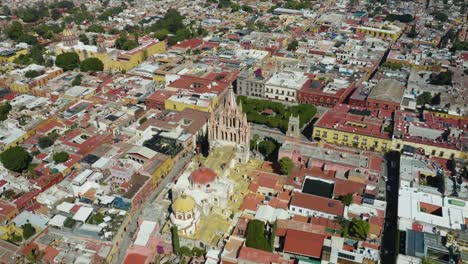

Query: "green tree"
left=80, top=57, right=104, bottom=72
left=51, top=8, right=62, bottom=20
left=115, top=33, right=138, bottom=50
left=55, top=52, right=80, bottom=71
left=79, top=34, right=89, bottom=45
left=171, top=226, right=180, bottom=255
left=6, top=21, right=24, bottom=41
left=279, top=157, right=294, bottom=175
left=38, top=135, right=57, bottom=148
left=417, top=92, right=432, bottom=106
left=287, top=40, right=299, bottom=51
left=0, top=102, right=12, bottom=121
left=258, top=140, right=277, bottom=158
left=430, top=70, right=453, bottom=85
left=421, top=257, right=433, bottom=264
left=0, top=146, right=31, bottom=172
left=64, top=217, right=76, bottom=228
left=348, top=218, right=370, bottom=240
left=241, top=5, right=253, bottom=12
left=25, top=70, right=41, bottom=78
left=245, top=219, right=272, bottom=251
left=153, top=29, right=170, bottom=40
left=72, top=74, right=83, bottom=86
left=139, top=117, right=147, bottom=125
left=180, top=246, right=192, bottom=256
left=384, top=14, right=413, bottom=23
left=86, top=24, right=105, bottom=33
left=231, top=3, right=240, bottom=12
left=53, top=151, right=69, bottom=163
left=340, top=193, right=354, bottom=206
left=432, top=11, right=448, bottom=22
left=431, top=93, right=441, bottom=105
left=22, top=223, right=36, bottom=239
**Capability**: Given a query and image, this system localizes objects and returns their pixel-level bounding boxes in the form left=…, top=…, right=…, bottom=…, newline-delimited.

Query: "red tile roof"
left=190, top=167, right=217, bottom=185
left=238, top=246, right=281, bottom=264
left=316, top=104, right=392, bottom=139
left=43, top=245, right=60, bottom=263
left=333, top=179, right=366, bottom=197
left=290, top=192, right=344, bottom=216
left=283, top=230, right=325, bottom=258
left=123, top=253, right=147, bottom=264
left=240, top=193, right=265, bottom=212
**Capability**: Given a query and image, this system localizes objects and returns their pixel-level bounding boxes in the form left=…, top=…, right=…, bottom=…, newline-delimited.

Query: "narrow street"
left=381, top=151, right=400, bottom=264
left=112, top=153, right=193, bottom=264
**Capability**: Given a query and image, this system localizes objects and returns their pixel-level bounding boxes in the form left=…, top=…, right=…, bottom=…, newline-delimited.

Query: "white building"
left=265, top=71, right=308, bottom=102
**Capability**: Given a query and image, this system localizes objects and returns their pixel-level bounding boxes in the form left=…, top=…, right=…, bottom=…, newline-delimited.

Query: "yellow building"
left=165, top=92, right=219, bottom=113
left=356, top=24, right=402, bottom=41
left=313, top=105, right=393, bottom=152
left=391, top=139, right=467, bottom=160
left=8, top=67, right=64, bottom=93
left=314, top=126, right=393, bottom=152
left=56, top=29, right=166, bottom=72
left=0, top=49, right=28, bottom=63
left=138, top=154, right=173, bottom=186
left=0, top=223, right=23, bottom=242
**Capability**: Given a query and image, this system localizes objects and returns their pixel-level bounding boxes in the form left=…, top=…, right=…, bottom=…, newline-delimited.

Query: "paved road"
left=112, top=153, right=193, bottom=264
left=381, top=151, right=400, bottom=264
left=250, top=123, right=286, bottom=143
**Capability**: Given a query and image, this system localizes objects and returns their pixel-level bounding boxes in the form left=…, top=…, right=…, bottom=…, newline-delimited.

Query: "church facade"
left=208, top=87, right=250, bottom=163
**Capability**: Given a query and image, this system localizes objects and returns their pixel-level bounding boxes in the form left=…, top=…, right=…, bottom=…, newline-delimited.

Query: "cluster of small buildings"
left=0, top=0, right=465, bottom=263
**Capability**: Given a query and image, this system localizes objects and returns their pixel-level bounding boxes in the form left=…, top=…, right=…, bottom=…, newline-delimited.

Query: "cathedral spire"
left=225, top=86, right=236, bottom=109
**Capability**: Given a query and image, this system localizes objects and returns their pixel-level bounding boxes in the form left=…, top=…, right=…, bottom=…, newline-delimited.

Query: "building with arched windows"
left=170, top=193, right=200, bottom=236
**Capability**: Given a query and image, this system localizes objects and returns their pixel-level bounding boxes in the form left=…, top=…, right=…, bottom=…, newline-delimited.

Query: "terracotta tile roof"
left=123, top=253, right=147, bottom=264
left=290, top=192, right=344, bottom=216
left=240, top=193, right=265, bottom=212
left=238, top=246, right=281, bottom=264
left=333, top=178, right=366, bottom=197
left=283, top=230, right=325, bottom=258
left=43, top=245, right=60, bottom=263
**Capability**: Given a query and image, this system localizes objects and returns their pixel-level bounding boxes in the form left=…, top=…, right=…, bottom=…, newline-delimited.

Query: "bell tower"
left=287, top=115, right=300, bottom=138
left=97, top=35, right=106, bottom=54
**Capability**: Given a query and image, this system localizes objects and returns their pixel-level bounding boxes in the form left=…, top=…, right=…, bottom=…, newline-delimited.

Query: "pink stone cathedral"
left=208, top=87, right=250, bottom=163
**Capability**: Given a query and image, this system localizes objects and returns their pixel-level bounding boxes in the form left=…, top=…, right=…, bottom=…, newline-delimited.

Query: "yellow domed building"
left=61, top=27, right=78, bottom=46
left=55, top=26, right=166, bottom=72
left=170, top=193, right=200, bottom=236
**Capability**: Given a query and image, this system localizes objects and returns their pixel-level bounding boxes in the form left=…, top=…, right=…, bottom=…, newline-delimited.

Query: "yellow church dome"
left=62, top=28, right=74, bottom=37
left=172, top=193, right=196, bottom=213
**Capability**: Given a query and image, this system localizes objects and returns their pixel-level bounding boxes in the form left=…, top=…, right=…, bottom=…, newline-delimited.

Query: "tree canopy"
left=0, top=146, right=31, bottom=172
left=430, top=70, right=453, bottom=86
left=86, top=24, right=105, bottom=33
left=287, top=40, right=299, bottom=51
left=38, top=133, right=59, bottom=149
left=171, top=226, right=180, bottom=256
left=80, top=57, right=104, bottom=72
left=279, top=157, right=294, bottom=175
left=53, top=151, right=69, bottom=163
left=245, top=219, right=272, bottom=252
left=25, top=70, right=41, bottom=78
left=0, top=102, right=12, bottom=121
left=55, top=52, right=80, bottom=71
left=115, top=33, right=138, bottom=51
left=237, top=96, right=316, bottom=133
left=22, top=223, right=36, bottom=239
left=340, top=193, right=354, bottom=206
left=348, top=218, right=370, bottom=240
left=384, top=13, right=413, bottom=23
